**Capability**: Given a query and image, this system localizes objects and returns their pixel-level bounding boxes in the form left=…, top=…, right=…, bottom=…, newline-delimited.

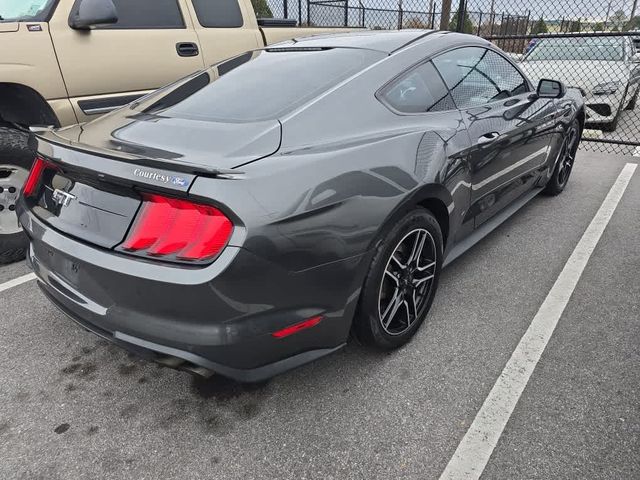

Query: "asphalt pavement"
left=0, top=151, right=638, bottom=480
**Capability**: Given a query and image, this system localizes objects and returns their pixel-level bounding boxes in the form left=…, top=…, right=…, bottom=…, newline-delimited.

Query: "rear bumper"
left=19, top=201, right=362, bottom=381
left=38, top=282, right=344, bottom=382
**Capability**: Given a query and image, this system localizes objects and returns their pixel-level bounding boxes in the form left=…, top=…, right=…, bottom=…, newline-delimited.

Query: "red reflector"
left=23, top=157, right=55, bottom=197
left=120, top=193, right=233, bottom=263
left=271, top=316, right=323, bottom=339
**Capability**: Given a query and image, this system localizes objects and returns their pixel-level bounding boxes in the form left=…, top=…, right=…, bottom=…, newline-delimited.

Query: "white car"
left=519, top=36, right=640, bottom=131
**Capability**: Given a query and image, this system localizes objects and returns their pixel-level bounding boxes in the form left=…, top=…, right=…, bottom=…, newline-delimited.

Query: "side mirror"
left=69, top=0, right=118, bottom=30
left=536, top=79, right=566, bottom=99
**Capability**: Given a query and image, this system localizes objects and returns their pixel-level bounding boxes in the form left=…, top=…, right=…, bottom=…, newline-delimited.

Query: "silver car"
left=520, top=36, right=640, bottom=131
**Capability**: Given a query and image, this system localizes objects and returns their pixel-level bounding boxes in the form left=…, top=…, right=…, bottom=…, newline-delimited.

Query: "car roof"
left=278, top=29, right=471, bottom=54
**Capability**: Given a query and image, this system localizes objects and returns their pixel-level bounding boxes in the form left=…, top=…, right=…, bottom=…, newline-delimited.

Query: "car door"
left=433, top=46, right=557, bottom=227
left=184, top=0, right=263, bottom=69
left=49, top=0, right=205, bottom=122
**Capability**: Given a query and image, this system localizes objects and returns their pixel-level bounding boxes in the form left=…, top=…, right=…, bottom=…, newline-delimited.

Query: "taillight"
left=119, top=193, right=233, bottom=263
left=23, top=156, right=58, bottom=197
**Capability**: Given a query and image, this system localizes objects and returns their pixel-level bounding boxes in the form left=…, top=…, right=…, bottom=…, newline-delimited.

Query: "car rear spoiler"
left=30, top=127, right=243, bottom=179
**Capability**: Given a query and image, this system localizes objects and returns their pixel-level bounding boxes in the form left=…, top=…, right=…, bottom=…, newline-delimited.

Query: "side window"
left=433, top=47, right=529, bottom=109
left=103, top=0, right=184, bottom=29
left=380, top=61, right=456, bottom=114
left=192, top=0, right=244, bottom=28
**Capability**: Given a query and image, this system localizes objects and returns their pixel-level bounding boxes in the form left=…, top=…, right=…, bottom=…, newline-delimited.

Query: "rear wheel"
left=0, top=127, right=33, bottom=264
left=543, top=119, right=580, bottom=196
left=354, top=209, right=443, bottom=349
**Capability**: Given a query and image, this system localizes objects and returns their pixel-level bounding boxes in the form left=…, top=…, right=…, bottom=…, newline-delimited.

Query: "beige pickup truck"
left=0, top=0, right=348, bottom=263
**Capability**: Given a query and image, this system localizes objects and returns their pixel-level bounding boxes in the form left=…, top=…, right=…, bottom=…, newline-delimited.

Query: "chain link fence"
left=262, top=0, right=640, bottom=155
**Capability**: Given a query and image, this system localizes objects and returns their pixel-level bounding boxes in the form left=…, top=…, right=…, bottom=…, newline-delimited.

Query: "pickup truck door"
left=184, top=0, right=263, bottom=68
left=49, top=0, right=204, bottom=122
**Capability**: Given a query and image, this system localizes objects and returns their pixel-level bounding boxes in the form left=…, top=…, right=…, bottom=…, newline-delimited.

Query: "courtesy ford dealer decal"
left=133, top=168, right=189, bottom=187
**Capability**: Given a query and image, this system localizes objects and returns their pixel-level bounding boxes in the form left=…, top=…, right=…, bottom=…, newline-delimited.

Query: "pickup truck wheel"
left=0, top=126, right=34, bottom=264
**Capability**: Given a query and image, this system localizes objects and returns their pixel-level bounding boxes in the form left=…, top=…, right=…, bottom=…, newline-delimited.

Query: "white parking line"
left=0, top=272, right=36, bottom=294
left=439, top=162, right=637, bottom=480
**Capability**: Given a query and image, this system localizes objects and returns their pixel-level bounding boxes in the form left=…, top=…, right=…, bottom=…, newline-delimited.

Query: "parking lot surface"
left=0, top=152, right=638, bottom=480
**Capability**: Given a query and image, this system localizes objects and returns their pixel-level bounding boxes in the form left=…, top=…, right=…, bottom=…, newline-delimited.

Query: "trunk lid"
left=49, top=108, right=282, bottom=171
left=35, top=168, right=141, bottom=249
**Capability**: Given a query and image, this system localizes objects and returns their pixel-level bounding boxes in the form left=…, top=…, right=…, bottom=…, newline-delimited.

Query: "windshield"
left=0, top=0, right=56, bottom=22
left=525, top=38, right=624, bottom=62
left=154, top=48, right=383, bottom=123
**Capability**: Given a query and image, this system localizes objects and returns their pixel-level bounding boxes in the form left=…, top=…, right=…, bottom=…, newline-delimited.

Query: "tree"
left=440, top=0, right=452, bottom=30
left=568, top=19, right=582, bottom=32
left=449, top=10, right=474, bottom=34
left=252, top=0, right=273, bottom=18
left=610, top=9, right=627, bottom=30
left=404, top=17, right=429, bottom=29
left=592, top=22, right=604, bottom=31
left=625, top=16, right=640, bottom=31
left=531, top=17, right=548, bottom=35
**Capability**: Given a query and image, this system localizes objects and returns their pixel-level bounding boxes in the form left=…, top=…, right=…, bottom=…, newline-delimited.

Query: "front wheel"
left=0, top=127, right=33, bottom=264
left=353, top=209, right=443, bottom=349
left=543, top=119, right=580, bottom=196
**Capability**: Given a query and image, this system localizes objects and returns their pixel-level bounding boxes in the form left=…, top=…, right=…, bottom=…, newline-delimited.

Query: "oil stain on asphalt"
left=54, top=423, right=70, bottom=434
left=55, top=338, right=276, bottom=441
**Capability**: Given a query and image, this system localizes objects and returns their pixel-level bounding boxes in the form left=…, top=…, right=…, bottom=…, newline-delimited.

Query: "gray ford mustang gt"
left=17, top=30, right=584, bottom=382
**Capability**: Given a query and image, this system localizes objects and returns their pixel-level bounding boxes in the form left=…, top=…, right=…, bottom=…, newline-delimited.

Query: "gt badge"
left=52, top=189, right=76, bottom=207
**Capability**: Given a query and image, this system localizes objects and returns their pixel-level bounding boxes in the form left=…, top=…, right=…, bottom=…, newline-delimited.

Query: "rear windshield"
left=156, top=48, right=383, bottom=123
left=0, top=0, right=56, bottom=22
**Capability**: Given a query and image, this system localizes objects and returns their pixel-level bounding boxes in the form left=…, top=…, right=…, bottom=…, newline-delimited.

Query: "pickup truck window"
left=99, top=0, right=184, bottom=29
left=0, top=0, right=56, bottom=22
left=160, top=48, right=383, bottom=123
left=192, top=0, right=243, bottom=28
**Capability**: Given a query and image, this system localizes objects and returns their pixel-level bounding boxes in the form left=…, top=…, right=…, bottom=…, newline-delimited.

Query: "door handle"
left=176, top=42, right=199, bottom=57
left=477, top=132, right=500, bottom=145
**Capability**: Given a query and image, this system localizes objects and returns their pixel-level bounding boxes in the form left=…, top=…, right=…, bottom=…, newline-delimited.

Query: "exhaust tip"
left=155, top=354, right=215, bottom=378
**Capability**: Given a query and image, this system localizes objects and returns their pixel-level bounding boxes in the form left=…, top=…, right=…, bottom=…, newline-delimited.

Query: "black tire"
left=625, top=88, right=637, bottom=111
left=543, top=119, right=580, bottom=196
left=353, top=208, right=443, bottom=349
left=0, top=126, right=34, bottom=265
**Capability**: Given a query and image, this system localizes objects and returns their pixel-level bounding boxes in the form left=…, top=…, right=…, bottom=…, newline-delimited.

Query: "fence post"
left=344, top=0, right=348, bottom=27
left=456, top=0, right=466, bottom=32
left=477, top=11, right=483, bottom=35
left=307, top=0, right=310, bottom=25
left=298, top=0, right=302, bottom=25
left=284, top=0, right=288, bottom=18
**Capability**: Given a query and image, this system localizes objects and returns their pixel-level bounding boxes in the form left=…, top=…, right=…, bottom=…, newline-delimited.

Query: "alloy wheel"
left=378, top=228, right=437, bottom=336
left=557, top=123, right=579, bottom=186
left=0, top=164, right=28, bottom=235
